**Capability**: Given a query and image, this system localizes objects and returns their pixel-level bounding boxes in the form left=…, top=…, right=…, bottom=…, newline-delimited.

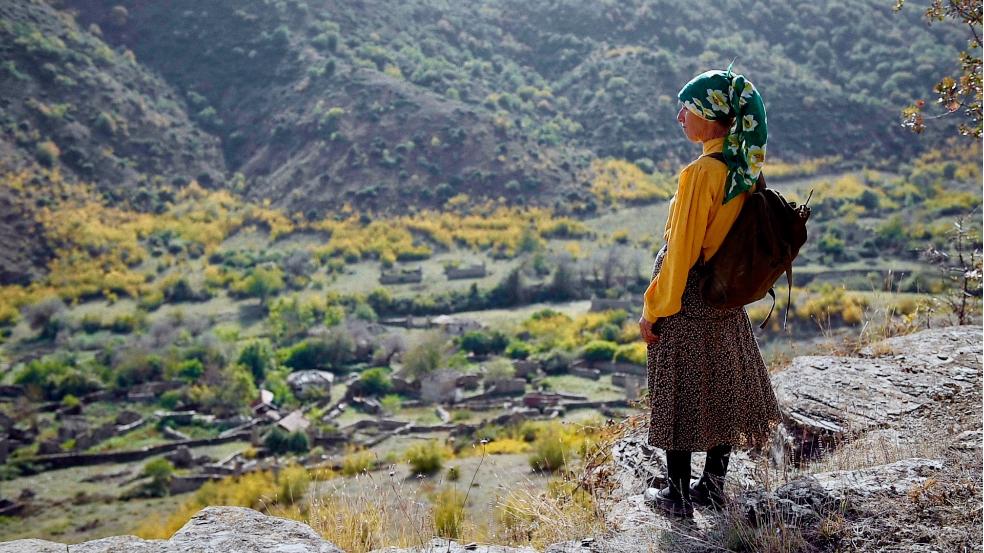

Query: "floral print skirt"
left=646, top=246, right=782, bottom=452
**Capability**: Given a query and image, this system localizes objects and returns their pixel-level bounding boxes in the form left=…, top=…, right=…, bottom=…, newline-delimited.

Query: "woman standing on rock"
left=638, top=66, right=782, bottom=517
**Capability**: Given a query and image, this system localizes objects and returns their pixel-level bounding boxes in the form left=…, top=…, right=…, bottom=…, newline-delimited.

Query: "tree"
left=142, top=457, right=174, bottom=497
left=459, top=330, right=508, bottom=356
left=402, top=331, right=448, bottom=378
left=264, top=427, right=289, bottom=454
left=238, top=340, right=275, bottom=383
left=548, top=259, right=579, bottom=301
left=895, top=0, right=982, bottom=137
left=242, top=266, right=285, bottom=306
left=923, top=217, right=983, bottom=324
left=358, top=367, right=393, bottom=396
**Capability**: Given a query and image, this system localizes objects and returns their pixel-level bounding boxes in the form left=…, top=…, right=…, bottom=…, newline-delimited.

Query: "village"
left=0, top=290, right=645, bottom=518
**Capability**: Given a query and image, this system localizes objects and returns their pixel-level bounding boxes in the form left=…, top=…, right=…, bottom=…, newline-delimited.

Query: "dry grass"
left=495, top=480, right=606, bottom=548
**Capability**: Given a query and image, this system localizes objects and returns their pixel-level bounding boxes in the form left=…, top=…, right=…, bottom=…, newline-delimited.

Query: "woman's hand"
left=639, top=316, right=660, bottom=344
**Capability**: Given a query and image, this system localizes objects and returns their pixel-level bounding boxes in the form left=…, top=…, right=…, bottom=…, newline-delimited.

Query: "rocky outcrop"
left=371, top=539, right=537, bottom=553
left=580, top=326, right=981, bottom=553
left=772, top=325, right=982, bottom=461
left=0, top=507, right=343, bottom=553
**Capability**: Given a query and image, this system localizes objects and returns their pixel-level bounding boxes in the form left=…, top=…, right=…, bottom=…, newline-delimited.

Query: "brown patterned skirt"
left=646, top=245, right=782, bottom=452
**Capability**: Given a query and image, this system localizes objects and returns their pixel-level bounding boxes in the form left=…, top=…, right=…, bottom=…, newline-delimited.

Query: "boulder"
left=0, top=507, right=344, bottom=552
left=771, top=326, right=981, bottom=462
left=740, top=457, right=945, bottom=526
left=165, top=446, right=193, bottom=468
left=371, top=538, right=535, bottom=553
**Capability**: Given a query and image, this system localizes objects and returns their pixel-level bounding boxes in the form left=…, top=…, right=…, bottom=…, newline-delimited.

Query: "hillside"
left=0, top=1, right=226, bottom=281
left=43, top=0, right=968, bottom=212
left=0, top=0, right=969, bottom=284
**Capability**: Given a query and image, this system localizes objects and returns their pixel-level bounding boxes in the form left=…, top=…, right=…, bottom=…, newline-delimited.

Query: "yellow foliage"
left=458, top=438, right=531, bottom=457
left=765, top=156, right=841, bottom=179
left=611, top=229, right=630, bottom=244
left=135, top=468, right=283, bottom=539
left=590, top=159, right=674, bottom=205
left=444, top=193, right=471, bottom=210
left=341, top=447, right=376, bottom=476
left=313, top=203, right=584, bottom=261
left=795, top=286, right=869, bottom=325
left=0, top=168, right=258, bottom=305
left=245, top=205, right=295, bottom=239
left=520, top=309, right=631, bottom=352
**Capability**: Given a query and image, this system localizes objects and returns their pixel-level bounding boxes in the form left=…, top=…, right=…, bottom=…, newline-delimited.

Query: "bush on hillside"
left=405, top=440, right=447, bottom=475
left=358, top=367, right=392, bottom=396
left=580, top=340, right=618, bottom=363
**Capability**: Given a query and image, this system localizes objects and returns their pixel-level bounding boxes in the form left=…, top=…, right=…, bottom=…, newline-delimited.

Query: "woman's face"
left=677, top=105, right=711, bottom=143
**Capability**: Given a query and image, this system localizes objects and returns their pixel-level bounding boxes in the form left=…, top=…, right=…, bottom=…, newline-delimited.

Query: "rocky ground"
left=2, top=325, right=980, bottom=553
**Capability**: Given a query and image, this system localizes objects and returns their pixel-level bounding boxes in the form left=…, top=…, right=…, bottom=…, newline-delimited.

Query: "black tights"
left=664, top=444, right=732, bottom=497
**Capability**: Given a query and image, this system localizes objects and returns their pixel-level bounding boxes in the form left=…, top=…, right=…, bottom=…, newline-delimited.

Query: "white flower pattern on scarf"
left=677, top=67, right=767, bottom=204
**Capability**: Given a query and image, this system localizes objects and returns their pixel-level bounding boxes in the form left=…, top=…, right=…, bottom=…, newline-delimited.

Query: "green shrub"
left=264, top=427, right=289, bottom=454
left=580, top=340, right=618, bottom=363
left=286, top=431, right=310, bottom=454
left=238, top=340, right=275, bottom=383
left=176, top=359, right=204, bottom=382
left=459, top=330, right=509, bottom=356
left=109, top=311, right=146, bottom=334
left=236, top=266, right=285, bottom=305
left=358, top=367, right=392, bottom=396
left=483, top=358, right=515, bottom=381
left=402, top=331, right=448, bottom=377
left=95, top=112, right=116, bottom=135
left=80, top=314, right=103, bottom=334
left=142, top=457, right=174, bottom=497
left=35, top=140, right=60, bottom=167
left=351, top=302, right=377, bottom=321
left=282, top=333, right=354, bottom=372
left=159, top=390, right=182, bottom=410
left=539, top=349, right=574, bottom=374
left=60, top=394, right=80, bottom=409
left=405, top=440, right=447, bottom=476
left=528, top=426, right=572, bottom=472
left=15, top=355, right=102, bottom=400
left=504, top=340, right=532, bottom=359
left=380, top=394, right=402, bottom=414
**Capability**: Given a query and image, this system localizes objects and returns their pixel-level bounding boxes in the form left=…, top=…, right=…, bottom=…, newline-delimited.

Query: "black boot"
left=650, top=450, right=693, bottom=517
left=690, top=444, right=731, bottom=509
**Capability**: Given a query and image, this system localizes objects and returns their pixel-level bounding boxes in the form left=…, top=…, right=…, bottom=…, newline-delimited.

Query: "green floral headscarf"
left=677, top=66, right=768, bottom=204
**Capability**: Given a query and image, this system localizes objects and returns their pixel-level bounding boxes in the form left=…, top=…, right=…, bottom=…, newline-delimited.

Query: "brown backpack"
left=699, top=152, right=812, bottom=328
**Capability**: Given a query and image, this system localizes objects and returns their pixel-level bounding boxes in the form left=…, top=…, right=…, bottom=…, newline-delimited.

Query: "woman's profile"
left=638, top=66, right=782, bottom=517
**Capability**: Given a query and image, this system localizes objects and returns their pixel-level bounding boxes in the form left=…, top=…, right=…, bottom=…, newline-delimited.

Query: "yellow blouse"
left=641, top=137, right=747, bottom=322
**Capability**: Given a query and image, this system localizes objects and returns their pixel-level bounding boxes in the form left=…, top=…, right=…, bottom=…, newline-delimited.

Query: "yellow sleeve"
left=642, top=164, right=714, bottom=321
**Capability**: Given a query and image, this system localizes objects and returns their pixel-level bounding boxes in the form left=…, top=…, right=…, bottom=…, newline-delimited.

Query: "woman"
left=637, top=67, right=782, bottom=517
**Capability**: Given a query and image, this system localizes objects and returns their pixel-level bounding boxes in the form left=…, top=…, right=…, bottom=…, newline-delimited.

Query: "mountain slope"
left=0, top=1, right=226, bottom=283
left=62, top=0, right=963, bottom=213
